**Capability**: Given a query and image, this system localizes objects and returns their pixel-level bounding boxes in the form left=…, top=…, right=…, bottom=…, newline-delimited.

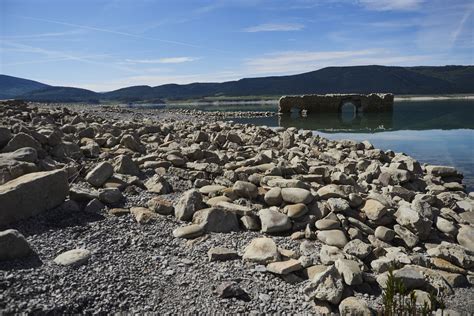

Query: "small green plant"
left=381, top=268, right=445, bottom=316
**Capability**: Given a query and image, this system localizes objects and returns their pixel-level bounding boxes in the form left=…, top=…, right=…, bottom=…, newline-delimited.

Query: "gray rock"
left=317, top=230, right=348, bottom=248
left=0, top=169, right=68, bottom=225
left=436, top=216, right=458, bottom=236
left=375, top=226, right=395, bottom=241
left=259, top=208, right=292, bottom=233
left=317, top=184, right=346, bottom=199
left=145, top=175, right=172, bottom=194
left=172, top=224, right=204, bottom=239
left=54, top=248, right=91, bottom=266
left=216, top=281, right=249, bottom=300
left=339, top=297, right=372, bottom=316
left=147, top=197, right=174, bottom=215
left=361, top=199, right=387, bottom=220
left=98, top=188, right=123, bottom=204
left=457, top=225, right=474, bottom=252
left=303, top=265, right=345, bottom=304
left=327, top=198, right=351, bottom=213
left=84, top=198, right=105, bottom=213
left=266, top=259, right=302, bottom=275
left=0, top=148, right=38, bottom=185
left=2, top=132, right=40, bottom=152
left=0, top=229, right=32, bottom=261
left=334, top=258, right=363, bottom=285
left=85, top=162, right=114, bottom=187
left=264, top=187, right=282, bottom=206
left=320, top=244, right=345, bottom=265
left=0, top=127, right=12, bottom=148
left=243, top=237, right=280, bottom=264
left=393, top=224, right=419, bottom=248
left=120, top=134, right=144, bottom=153
left=343, top=239, right=372, bottom=259
left=281, top=188, right=313, bottom=204
left=232, top=181, right=258, bottom=199
left=315, top=219, right=340, bottom=230
left=193, top=207, right=239, bottom=233
left=208, top=247, right=240, bottom=261
left=174, top=189, right=203, bottom=221
left=114, top=154, right=140, bottom=176
left=395, top=204, right=432, bottom=240
left=427, top=243, right=474, bottom=269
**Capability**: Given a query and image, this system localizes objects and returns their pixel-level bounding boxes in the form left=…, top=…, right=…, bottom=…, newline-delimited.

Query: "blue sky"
left=1, top=0, right=473, bottom=91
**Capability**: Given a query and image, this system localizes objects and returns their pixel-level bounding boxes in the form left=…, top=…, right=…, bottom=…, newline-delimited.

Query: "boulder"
left=0, top=170, right=68, bottom=225
left=317, top=184, right=346, bottom=199
left=145, top=175, right=172, bottom=194
left=243, top=237, right=280, bottom=264
left=317, top=230, right=348, bottom=248
left=320, top=245, right=345, bottom=265
left=361, top=199, right=387, bottom=221
left=2, top=132, right=40, bottom=152
left=303, top=265, right=345, bottom=304
left=427, top=243, right=474, bottom=269
left=114, top=155, right=140, bottom=176
left=130, top=207, right=156, bottom=224
left=334, top=258, right=363, bottom=285
left=339, top=297, right=372, bottom=316
left=0, top=127, right=12, bottom=148
left=147, top=197, right=174, bottom=215
left=85, top=162, right=114, bottom=187
left=174, top=189, right=203, bottom=221
left=0, top=149, right=38, bottom=185
left=0, top=229, right=32, bottom=261
left=232, top=181, right=258, bottom=199
left=374, top=226, right=395, bottom=241
left=395, top=205, right=432, bottom=240
left=98, top=188, right=123, bottom=204
left=259, top=208, right=292, bottom=233
left=193, top=207, right=239, bottom=233
left=457, top=225, right=474, bottom=252
left=264, top=187, right=282, bottom=206
left=343, top=239, right=372, bottom=259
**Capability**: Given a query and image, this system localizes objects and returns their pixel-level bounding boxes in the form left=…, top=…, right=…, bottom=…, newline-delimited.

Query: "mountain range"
left=1, top=65, right=473, bottom=103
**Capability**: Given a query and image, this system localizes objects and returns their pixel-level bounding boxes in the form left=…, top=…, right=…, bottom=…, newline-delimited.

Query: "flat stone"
left=320, top=244, right=345, bottom=265
left=208, top=247, right=240, bottom=261
left=215, top=201, right=253, bottom=216
left=130, top=207, right=156, bottom=224
left=266, top=259, right=302, bottom=275
left=317, top=184, right=346, bottom=199
left=281, top=188, right=313, bottom=204
left=243, top=237, right=280, bottom=264
left=98, top=188, right=123, bottom=204
left=317, top=230, right=348, bottom=248
left=315, top=219, right=340, bottom=230
left=199, top=185, right=226, bottom=195
left=0, top=170, right=68, bottom=225
left=0, top=229, right=32, bottom=261
left=206, top=195, right=231, bottom=206
left=147, top=197, right=174, bottom=215
left=108, top=208, right=130, bottom=216
left=304, top=265, right=328, bottom=280
left=173, top=224, right=204, bottom=239
left=284, top=203, right=308, bottom=218
left=54, top=248, right=91, bottom=267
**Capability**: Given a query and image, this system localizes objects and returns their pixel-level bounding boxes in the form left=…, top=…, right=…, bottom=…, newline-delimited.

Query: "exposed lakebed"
left=166, top=99, right=474, bottom=191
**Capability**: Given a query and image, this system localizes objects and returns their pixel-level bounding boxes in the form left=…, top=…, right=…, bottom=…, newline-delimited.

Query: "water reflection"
left=278, top=110, right=394, bottom=132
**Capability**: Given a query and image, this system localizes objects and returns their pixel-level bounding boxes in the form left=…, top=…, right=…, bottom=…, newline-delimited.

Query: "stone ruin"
left=278, top=93, right=394, bottom=114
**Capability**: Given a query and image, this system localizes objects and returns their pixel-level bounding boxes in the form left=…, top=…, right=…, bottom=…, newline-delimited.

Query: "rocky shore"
left=0, top=100, right=473, bottom=314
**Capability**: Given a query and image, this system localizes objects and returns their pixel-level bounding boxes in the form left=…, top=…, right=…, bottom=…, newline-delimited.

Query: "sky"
left=0, top=0, right=473, bottom=91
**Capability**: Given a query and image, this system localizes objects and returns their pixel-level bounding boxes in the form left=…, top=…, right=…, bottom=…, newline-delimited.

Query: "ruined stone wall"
left=278, top=93, right=394, bottom=113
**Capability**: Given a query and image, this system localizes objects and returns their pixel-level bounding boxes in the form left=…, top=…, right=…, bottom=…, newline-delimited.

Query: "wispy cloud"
left=243, top=23, right=304, bottom=32
left=358, top=0, right=425, bottom=11
left=244, top=49, right=431, bottom=74
left=0, top=29, right=85, bottom=40
left=123, top=57, right=199, bottom=64
left=245, top=49, right=380, bottom=73
left=14, top=15, right=204, bottom=49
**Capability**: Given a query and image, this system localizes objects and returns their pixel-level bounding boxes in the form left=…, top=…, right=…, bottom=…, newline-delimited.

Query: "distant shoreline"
left=394, top=94, right=474, bottom=101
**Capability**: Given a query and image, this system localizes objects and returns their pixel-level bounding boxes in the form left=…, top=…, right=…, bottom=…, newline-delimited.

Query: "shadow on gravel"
left=0, top=207, right=105, bottom=237
left=0, top=252, right=43, bottom=271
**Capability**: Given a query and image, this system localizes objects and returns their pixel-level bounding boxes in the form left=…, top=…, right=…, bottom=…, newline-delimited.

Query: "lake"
left=167, top=100, right=474, bottom=191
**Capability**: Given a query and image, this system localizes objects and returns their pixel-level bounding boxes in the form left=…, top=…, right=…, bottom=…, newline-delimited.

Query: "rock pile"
left=0, top=100, right=473, bottom=314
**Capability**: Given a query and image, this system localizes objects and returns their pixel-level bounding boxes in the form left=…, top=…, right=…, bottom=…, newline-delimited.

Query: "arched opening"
left=340, top=101, right=357, bottom=123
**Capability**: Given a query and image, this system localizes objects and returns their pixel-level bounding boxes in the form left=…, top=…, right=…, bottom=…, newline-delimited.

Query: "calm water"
left=167, top=100, right=474, bottom=191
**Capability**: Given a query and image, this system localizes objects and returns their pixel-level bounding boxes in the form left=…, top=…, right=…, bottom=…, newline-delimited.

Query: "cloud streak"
left=358, top=0, right=425, bottom=11
left=124, top=57, right=199, bottom=64
left=243, top=23, right=304, bottom=32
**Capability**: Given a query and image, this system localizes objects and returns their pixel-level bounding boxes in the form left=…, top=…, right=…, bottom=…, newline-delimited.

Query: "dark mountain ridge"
left=1, top=65, right=473, bottom=102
